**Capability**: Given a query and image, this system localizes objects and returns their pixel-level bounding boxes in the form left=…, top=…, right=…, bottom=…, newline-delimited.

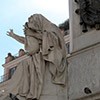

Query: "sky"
left=0, top=0, right=69, bottom=76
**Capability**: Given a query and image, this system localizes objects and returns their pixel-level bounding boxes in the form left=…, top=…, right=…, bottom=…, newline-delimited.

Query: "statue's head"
left=24, top=14, right=54, bottom=33
left=23, top=14, right=43, bottom=32
left=23, top=14, right=64, bottom=43
left=23, top=14, right=43, bottom=36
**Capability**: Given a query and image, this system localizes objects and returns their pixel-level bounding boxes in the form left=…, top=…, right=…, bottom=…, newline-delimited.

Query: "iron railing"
left=0, top=73, right=11, bottom=83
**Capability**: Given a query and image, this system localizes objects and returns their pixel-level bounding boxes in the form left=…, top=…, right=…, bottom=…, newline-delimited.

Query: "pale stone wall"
left=68, top=0, right=100, bottom=100
left=68, top=43, right=100, bottom=100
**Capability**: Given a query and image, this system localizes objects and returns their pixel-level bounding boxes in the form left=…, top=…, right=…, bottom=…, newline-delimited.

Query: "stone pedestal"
left=68, top=0, right=100, bottom=100
left=68, top=44, right=100, bottom=100
left=40, top=67, right=68, bottom=100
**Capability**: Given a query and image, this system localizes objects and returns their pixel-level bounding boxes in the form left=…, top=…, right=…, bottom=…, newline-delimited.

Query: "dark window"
left=9, top=67, right=17, bottom=79
left=66, top=42, right=70, bottom=54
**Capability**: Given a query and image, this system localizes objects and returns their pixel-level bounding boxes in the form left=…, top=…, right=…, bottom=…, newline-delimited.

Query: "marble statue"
left=3, top=14, right=67, bottom=100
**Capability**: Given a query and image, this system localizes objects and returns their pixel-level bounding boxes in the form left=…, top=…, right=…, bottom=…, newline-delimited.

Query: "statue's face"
left=23, top=22, right=28, bottom=33
left=27, top=16, right=35, bottom=30
left=27, top=22, right=33, bottom=30
left=23, top=21, right=37, bottom=35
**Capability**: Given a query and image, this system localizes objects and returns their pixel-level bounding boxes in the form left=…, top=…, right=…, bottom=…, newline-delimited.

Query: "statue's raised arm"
left=2, top=14, right=67, bottom=100
left=7, top=29, right=25, bottom=44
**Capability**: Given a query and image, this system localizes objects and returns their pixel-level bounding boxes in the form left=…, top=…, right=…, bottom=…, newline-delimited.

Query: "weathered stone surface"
left=68, top=44, right=100, bottom=100
left=41, top=67, right=67, bottom=100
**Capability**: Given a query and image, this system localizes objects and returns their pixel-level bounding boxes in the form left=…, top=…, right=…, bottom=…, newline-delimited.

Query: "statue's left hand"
left=7, top=29, right=14, bottom=37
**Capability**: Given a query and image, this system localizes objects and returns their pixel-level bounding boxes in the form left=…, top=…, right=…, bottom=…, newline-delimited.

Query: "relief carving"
left=75, top=0, right=100, bottom=32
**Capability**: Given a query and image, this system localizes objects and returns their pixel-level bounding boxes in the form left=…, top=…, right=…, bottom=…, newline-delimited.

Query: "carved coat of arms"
left=75, top=0, right=100, bottom=32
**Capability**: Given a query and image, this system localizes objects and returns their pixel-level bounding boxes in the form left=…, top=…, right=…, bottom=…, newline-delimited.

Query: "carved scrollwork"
left=75, top=0, right=100, bottom=32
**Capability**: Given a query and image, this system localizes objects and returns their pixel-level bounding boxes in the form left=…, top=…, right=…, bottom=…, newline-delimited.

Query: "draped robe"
left=2, top=14, right=67, bottom=100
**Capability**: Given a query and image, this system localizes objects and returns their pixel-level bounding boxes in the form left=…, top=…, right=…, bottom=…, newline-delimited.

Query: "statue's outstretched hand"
left=7, top=29, right=14, bottom=37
